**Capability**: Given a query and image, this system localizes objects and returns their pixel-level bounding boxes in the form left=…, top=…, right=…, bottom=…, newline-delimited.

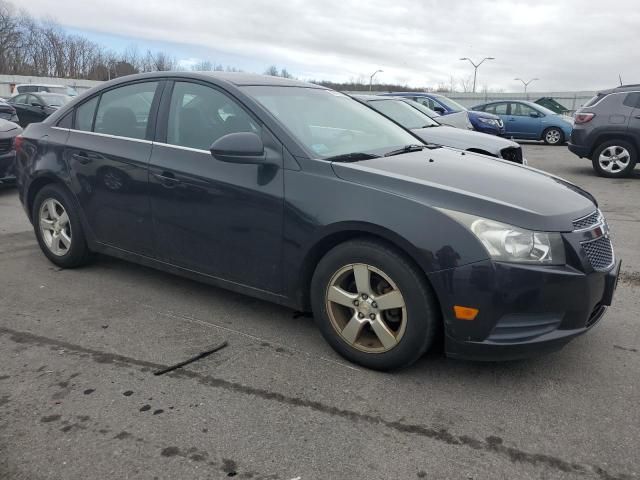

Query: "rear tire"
left=310, top=239, right=440, bottom=371
left=32, top=184, right=92, bottom=268
left=591, top=140, right=637, bottom=178
left=542, top=127, right=564, bottom=145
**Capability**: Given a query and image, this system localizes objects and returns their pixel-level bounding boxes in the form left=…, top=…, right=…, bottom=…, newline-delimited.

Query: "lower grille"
left=582, top=236, right=614, bottom=271
left=500, top=146, right=524, bottom=164
left=0, top=138, right=13, bottom=154
left=586, top=303, right=605, bottom=328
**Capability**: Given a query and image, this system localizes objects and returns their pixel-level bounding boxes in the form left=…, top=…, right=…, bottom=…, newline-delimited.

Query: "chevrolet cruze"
left=14, top=73, right=620, bottom=370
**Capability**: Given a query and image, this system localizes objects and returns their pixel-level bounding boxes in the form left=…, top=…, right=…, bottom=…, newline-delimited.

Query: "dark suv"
left=569, top=84, right=640, bottom=177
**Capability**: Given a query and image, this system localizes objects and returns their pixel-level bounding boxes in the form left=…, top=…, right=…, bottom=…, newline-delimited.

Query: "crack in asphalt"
left=0, top=326, right=634, bottom=480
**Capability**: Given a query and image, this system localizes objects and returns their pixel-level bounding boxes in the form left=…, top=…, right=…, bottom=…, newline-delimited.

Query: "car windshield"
left=244, top=86, right=421, bottom=159
left=403, top=99, right=440, bottom=118
left=39, top=94, right=71, bottom=107
left=433, top=96, right=467, bottom=112
left=367, top=99, right=439, bottom=129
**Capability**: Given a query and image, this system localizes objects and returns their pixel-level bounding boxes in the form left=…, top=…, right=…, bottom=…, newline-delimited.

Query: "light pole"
left=369, top=69, right=383, bottom=91
left=459, top=57, right=495, bottom=93
left=514, top=77, right=539, bottom=95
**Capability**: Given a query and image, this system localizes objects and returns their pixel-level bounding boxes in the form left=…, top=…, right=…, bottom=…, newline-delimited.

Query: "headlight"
left=477, top=117, right=500, bottom=127
left=441, top=210, right=566, bottom=265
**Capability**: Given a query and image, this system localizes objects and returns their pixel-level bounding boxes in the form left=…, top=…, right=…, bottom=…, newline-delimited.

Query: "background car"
left=7, top=92, right=71, bottom=127
left=472, top=100, right=573, bottom=145
left=568, top=84, right=640, bottom=178
left=11, top=83, right=78, bottom=97
left=0, top=119, right=22, bottom=185
left=400, top=98, right=473, bottom=130
left=0, top=99, right=20, bottom=123
left=380, top=92, right=506, bottom=136
left=352, top=94, right=524, bottom=163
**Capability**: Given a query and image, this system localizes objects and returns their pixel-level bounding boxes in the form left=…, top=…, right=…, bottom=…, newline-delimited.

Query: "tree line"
left=0, top=0, right=180, bottom=80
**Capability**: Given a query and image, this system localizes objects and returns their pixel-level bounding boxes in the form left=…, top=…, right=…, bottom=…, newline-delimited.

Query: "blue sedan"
left=472, top=100, right=573, bottom=145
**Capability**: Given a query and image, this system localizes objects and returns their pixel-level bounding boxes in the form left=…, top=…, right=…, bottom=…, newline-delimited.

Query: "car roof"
left=600, top=84, right=640, bottom=94
left=94, top=71, right=325, bottom=89
left=351, top=94, right=400, bottom=101
left=16, top=83, right=69, bottom=88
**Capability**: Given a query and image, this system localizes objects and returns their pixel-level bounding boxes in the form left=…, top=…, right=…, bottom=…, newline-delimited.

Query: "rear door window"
left=94, top=82, right=159, bottom=140
left=622, top=92, right=640, bottom=109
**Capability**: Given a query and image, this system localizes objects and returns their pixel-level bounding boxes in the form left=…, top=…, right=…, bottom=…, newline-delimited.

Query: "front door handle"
left=72, top=152, right=91, bottom=165
left=152, top=171, right=181, bottom=187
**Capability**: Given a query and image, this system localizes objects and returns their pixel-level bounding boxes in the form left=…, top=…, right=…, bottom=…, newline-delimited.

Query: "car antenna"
left=619, top=74, right=623, bottom=86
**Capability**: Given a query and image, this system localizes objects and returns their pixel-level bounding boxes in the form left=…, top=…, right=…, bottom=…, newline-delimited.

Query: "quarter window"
left=75, top=96, right=99, bottom=132
left=94, top=82, right=159, bottom=139
left=13, top=94, right=27, bottom=104
left=623, top=92, right=640, bottom=109
left=166, top=82, right=260, bottom=151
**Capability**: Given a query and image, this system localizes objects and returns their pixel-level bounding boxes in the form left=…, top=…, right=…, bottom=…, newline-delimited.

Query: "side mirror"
left=433, top=106, right=445, bottom=114
left=529, top=111, right=541, bottom=118
left=31, top=102, right=44, bottom=108
left=210, top=132, right=265, bottom=164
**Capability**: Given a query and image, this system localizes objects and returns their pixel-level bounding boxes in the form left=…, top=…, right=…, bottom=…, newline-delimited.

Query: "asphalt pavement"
left=1, top=144, right=638, bottom=480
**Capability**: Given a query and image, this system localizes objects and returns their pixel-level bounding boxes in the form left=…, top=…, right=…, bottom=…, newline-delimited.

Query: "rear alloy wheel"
left=32, top=184, right=92, bottom=268
left=311, top=239, right=439, bottom=370
left=543, top=127, right=564, bottom=145
left=592, top=140, right=637, bottom=178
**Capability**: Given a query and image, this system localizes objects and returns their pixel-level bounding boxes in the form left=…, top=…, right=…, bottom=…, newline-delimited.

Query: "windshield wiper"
left=325, top=152, right=381, bottom=162
left=384, top=144, right=427, bottom=157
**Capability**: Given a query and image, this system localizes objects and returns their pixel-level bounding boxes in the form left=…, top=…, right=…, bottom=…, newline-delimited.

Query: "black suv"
left=569, top=84, right=640, bottom=177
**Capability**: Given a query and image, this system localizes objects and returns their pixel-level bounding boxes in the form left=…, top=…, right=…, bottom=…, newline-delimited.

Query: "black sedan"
left=15, top=72, right=620, bottom=370
left=0, top=119, right=22, bottom=184
left=8, top=92, right=71, bottom=128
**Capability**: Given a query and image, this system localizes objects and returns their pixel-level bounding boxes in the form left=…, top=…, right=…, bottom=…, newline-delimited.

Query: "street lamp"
left=369, top=69, right=383, bottom=91
left=459, top=57, right=495, bottom=93
left=514, top=77, right=539, bottom=94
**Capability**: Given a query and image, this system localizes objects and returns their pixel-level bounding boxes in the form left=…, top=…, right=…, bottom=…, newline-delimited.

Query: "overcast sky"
left=21, top=0, right=640, bottom=91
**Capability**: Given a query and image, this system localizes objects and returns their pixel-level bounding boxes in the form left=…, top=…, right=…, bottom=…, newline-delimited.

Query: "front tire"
left=542, top=127, right=564, bottom=145
left=310, top=239, right=440, bottom=370
left=32, top=184, right=92, bottom=268
left=591, top=140, right=637, bottom=178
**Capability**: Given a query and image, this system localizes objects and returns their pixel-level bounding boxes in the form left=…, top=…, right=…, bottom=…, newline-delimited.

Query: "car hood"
left=412, top=125, right=518, bottom=155
left=433, top=111, right=471, bottom=130
left=331, top=148, right=595, bottom=232
left=0, top=119, right=20, bottom=134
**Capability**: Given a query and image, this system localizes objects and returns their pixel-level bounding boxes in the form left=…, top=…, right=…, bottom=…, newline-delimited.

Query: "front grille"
left=0, top=138, right=12, bottom=154
left=582, top=236, right=614, bottom=271
left=573, top=210, right=601, bottom=230
left=500, top=146, right=524, bottom=164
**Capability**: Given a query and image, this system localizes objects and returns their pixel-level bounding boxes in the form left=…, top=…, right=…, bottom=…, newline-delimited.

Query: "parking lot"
left=0, top=144, right=638, bottom=480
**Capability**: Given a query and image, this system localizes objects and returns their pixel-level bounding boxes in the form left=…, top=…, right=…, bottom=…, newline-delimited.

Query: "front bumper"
left=428, top=258, right=621, bottom=361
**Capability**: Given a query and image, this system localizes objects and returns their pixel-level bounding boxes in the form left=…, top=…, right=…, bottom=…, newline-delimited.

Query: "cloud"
left=19, top=0, right=640, bottom=90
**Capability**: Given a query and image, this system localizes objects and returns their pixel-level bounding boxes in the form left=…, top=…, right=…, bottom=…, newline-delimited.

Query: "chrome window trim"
left=53, top=127, right=153, bottom=144
left=152, top=142, right=210, bottom=154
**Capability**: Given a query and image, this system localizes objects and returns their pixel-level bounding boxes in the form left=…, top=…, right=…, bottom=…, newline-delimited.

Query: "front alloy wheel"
left=326, top=263, right=407, bottom=353
left=311, top=239, right=439, bottom=370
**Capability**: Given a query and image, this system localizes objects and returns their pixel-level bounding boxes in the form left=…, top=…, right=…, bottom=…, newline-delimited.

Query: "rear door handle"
left=152, top=171, right=181, bottom=187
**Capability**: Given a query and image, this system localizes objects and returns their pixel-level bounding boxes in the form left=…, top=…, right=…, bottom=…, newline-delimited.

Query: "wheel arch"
left=26, top=174, right=70, bottom=221
left=589, top=133, right=639, bottom=157
left=293, top=222, right=434, bottom=312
